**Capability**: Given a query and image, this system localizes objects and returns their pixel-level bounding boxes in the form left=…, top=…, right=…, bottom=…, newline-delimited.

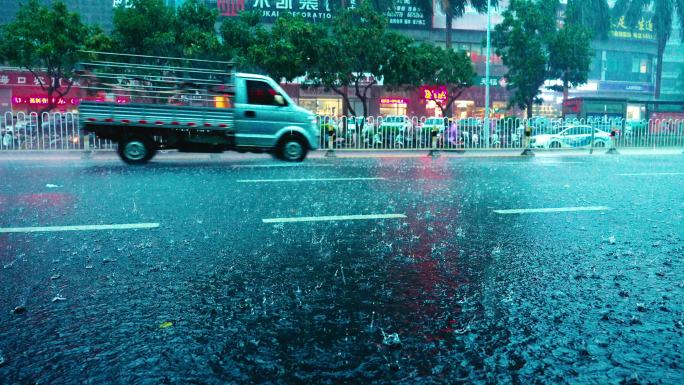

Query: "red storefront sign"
left=217, top=0, right=245, bottom=16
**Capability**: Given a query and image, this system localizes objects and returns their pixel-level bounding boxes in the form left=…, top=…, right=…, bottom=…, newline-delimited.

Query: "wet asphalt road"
left=0, top=152, right=683, bottom=385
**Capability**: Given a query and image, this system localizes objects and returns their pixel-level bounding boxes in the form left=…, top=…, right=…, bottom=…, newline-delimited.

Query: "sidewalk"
left=0, top=148, right=681, bottom=162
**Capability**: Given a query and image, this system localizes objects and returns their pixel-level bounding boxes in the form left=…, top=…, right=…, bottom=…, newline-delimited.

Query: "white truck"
left=77, top=52, right=319, bottom=164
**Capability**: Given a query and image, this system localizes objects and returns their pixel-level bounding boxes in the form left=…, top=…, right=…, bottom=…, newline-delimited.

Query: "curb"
left=0, top=148, right=682, bottom=161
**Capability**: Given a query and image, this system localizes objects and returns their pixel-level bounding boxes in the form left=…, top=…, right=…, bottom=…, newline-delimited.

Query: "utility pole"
left=484, top=0, right=492, bottom=147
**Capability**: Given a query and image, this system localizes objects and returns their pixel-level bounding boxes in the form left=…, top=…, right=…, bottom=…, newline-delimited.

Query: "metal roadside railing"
left=316, top=116, right=684, bottom=152
left=2, top=112, right=684, bottom=153
left=0, top=111, right=115, bottom=151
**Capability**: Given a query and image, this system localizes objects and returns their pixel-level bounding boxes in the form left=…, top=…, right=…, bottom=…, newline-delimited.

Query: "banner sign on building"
left=383, top=0, right=429, bottom=29
left=215, top=0, right=429, bottom=27
left=216, top=0, right=333, bottom=21
left=610, top=15, right=655, bottom=40
left=598, top=81, right=654, bottom=93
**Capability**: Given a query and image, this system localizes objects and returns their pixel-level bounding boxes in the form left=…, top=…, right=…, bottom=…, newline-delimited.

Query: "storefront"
left=378, top=97, right=408, bottom=116
left=0, top=70, right=82, bottom=114
left=298, top=97, right=343, bottom=116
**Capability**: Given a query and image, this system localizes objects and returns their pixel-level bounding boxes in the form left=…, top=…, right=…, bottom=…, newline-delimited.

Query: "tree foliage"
left=306, top=1, right=391, bottom=117
left=219, top=11, right=267, bottom=68
left=112, top=0, right=177, bottom=56
left=493, top=0, right=553, bottom=117
left=565, top=0, right=611, bottom=39
left=493, top=0, right=593, bottom=116
left=547, top=24, right=592, bottom=99
left=0, top=0, right=90, bottom=111
left=175, top=0, right=221, bottom=58
left=421, top=48, right=475, bottom=117
left=248, top=14, right=323, bottom=82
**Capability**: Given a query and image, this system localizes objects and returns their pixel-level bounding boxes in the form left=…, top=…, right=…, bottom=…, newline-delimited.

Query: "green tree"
left=612, top=0, right=684, bottom=99
left=420, top=48, right=475, bottom=117
left=547, top=24, right=593, bottom=102
left=84, top=26, right=116, bottom=53
left=307, top=1, right=389, bottom=117
left=175, top=0, right=221, bottom=58
left=492, top=0, right=555, bottom=118
left=0, top=0, right=90, bottom=112
left=565, top=0, right=611, bottom=39
left=219, top=11, right=267, bottom=68
left=248, top=14, right=323, bottom=82
left=112, top=0, right=177, bottom=56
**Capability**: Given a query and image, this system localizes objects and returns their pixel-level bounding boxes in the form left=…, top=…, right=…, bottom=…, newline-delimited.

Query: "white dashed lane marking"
left=262, top=214, right=406, bottom=223
left=239, top=177, right=385, bottom=183
left=0, top=223, right=160, bottom=233
left=494, top=206, right=611, bottom=214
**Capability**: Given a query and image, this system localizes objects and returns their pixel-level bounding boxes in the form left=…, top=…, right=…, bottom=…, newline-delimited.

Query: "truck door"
left=234, top=78, right=293, bottom=148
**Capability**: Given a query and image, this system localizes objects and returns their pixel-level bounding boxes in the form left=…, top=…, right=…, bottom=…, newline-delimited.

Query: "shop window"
left=632, top=58, right=649, bottom=74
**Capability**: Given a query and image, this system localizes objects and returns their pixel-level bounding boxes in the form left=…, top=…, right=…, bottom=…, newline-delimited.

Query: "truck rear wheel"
left=277, top=135, right=307, bottom=162
left=118, top=135, right=156, bottom=164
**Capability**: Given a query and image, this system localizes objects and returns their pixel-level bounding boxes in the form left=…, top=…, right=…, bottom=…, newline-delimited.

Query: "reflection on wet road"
left=1, top=154, right=683, bottom=384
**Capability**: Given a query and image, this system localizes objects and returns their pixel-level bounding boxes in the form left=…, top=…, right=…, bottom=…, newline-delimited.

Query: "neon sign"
left=12, top=96, right=129, bottom=106
left=421, top=86, right=448, bottom=102
left=12, top=96, right=78, bottom=105
left=380, top=97, right=408, bottom=105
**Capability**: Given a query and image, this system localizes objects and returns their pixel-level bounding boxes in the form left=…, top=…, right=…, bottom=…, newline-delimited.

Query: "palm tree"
left=437, top=0, right=492, bottom=50
left=613, top=0, right=684, bottom=98
left=565, top=0, right=611, bottom=39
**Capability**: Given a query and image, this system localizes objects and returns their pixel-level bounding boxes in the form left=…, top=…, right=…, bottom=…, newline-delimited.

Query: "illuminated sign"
left=421, top=86, right=448, bottom=103
left=12, top=96, right=128, bottom=105
left=12, top=96, right=77, bottom=105
left=610, top=15, right=655, bottom=40
left=380, top=97, right=408, bottom=105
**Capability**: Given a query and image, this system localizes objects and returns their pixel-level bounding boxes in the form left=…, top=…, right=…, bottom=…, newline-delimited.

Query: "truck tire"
left=277, top=135, right=307, bottom=162
left=118, top=135, right=156, bottom=164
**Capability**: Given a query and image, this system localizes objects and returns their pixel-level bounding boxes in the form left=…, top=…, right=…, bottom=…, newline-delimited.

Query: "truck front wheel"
left=277, top=135, right=307, bottom=162
left=118, top=135, right=156, bottom=164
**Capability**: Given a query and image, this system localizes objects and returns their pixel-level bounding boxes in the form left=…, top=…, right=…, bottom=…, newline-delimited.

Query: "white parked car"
left=530, top=125, right=611, bottom=149
left=379, top=115, right=413, bottom=133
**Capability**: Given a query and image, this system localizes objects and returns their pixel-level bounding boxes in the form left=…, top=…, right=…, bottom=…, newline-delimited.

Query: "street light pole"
left=484, top=0, right=492, bottom=147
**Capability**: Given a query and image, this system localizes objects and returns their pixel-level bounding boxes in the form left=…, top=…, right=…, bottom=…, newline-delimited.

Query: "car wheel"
left=549, top=141, right=561, bottom=149
left=593, top=140, right=606, bottom=148
left=118, top=135, right=156, bottom=164
left=278, top=135, right=307, bottom=162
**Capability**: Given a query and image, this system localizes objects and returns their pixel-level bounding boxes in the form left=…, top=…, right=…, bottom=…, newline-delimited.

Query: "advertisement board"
left=213, top=0, right=429, bottom=27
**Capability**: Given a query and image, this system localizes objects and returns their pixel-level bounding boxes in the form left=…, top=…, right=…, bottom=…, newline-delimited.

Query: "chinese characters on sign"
left=218, top=0, right=333, bottom=21
left=0, top=72, right=71, bottom=88
left=610, top=16, right=655, bottom=40
left=384, top=0, right=428, bottom=29
left=12, top=96, right=79, bottom=106
left=421, top=86, right=448, bottom=103
left=217, top=0, right=245, bottom=16
left=215, top=0, right=427, bottom=26
left=380, top=97, right=408, bottom=105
